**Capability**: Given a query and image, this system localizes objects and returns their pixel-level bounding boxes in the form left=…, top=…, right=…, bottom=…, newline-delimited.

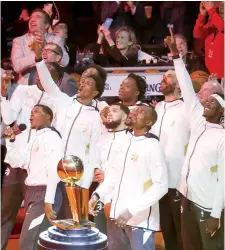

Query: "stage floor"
left=7, top=233, right=165, bottom=250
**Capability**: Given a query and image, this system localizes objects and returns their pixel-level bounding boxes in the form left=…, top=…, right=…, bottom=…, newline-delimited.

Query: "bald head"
left=160, top=70, right=180, bottom=97
left=198, top=81, right=223, bottom=105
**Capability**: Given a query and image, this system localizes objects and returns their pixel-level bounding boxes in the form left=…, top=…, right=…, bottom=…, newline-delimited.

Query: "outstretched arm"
left=164, top=32, right=204, bottom=128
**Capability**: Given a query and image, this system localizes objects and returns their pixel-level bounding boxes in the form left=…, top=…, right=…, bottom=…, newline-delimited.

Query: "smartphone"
left=103, top=18, right=113, bottom=29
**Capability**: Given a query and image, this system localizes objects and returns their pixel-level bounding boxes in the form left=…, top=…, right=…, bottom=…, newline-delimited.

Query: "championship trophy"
left=38, top=155, right=108, bottom=249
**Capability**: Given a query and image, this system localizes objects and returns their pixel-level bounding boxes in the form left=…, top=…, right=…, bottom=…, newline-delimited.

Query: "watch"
left=172, top=54, right=180, bottom=59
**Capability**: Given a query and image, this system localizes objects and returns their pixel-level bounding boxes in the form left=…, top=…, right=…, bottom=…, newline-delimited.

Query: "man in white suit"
left=11, top=8, right=69, bottom=85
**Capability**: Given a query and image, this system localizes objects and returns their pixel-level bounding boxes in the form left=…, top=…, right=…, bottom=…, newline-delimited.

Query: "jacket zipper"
left=158, top=103, right=166, bottom=139
left=64, top=105, right=83, bottom=156
left=147, top=207, right=152, bottom=230
left=113, top=136, right=133, bottom=218
left=158, top=102, right=181, bottom=139
left=106, top=133, right=115, bottom=161
left=27, top=91, right=44, bottom=143
left=185, top=125, right=207, bottom=197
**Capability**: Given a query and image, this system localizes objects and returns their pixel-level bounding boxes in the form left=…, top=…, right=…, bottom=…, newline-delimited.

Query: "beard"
left=105, top=119, right=121, bottom=130
left=160, top=85, right=174, bottom=95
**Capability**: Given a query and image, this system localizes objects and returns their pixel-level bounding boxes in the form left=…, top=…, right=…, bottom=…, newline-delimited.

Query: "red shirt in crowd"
left=193, top=8, right=224, bottom=79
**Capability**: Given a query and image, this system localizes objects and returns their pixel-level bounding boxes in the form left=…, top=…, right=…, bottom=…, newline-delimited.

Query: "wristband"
left=35, top=57, right=43, bottom=63
left=172, top=54, right=180, bottom=59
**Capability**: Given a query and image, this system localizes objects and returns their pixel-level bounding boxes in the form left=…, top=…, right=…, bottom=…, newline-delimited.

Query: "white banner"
left=103, top=73, right=164, bottom=97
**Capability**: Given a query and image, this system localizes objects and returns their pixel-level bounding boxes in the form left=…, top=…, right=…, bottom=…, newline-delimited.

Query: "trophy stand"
left=38, top=155, right=108, bottom=249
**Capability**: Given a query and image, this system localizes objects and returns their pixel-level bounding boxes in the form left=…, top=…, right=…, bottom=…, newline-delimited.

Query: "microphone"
left=1, top=124, right=27, bottom=139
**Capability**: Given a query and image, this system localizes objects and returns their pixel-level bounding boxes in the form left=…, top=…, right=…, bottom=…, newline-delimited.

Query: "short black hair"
left=127, top=73, right=147, bottom=100
left=87, top=74, right=105, bottom=99
left=111, top=102, right=130, bottom=115
left=87, top=64, right=107, bottom=83
left=34, top=104, right=53, bottom=122
left=31, top=9, right=51, bottom=25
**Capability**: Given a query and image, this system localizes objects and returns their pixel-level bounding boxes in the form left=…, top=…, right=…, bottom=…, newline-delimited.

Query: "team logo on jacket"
left=210, top=165, right=218, bottom=174
left=170, top=120, right=175, bottom=127
left=85, top=144, right=90, bottom=155
left=33, top=144, right=39, bottom=152
left=131, top=152, right=138, bottom=162
left=80, top=124, right=88, bottom=132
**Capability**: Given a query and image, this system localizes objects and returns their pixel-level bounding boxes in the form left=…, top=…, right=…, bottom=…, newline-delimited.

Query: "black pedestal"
left=38, top=226, right=108, bottom=250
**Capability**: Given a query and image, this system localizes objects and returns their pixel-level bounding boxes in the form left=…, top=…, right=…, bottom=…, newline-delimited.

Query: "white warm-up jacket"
left=95, top=129, right=132, bottom=203
left=6, top=128, right=63, bottom=204
left=96, top=134, right=168, bottom=230
left=174, top=57, right=224, bottom=219
left=36, top=60, right=102, bottom=189
left=152, top=100, right=190, bottom=188
left=1, top=85, right=56, bottom=168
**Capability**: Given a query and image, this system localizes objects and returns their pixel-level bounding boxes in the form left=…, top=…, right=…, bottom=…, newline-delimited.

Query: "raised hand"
left=33, top=29, right=46, bottom=48
left=1, top=70, right=14, bottom=97
left=164, top=29, right=179, bottom=56
left=200, top=2, right=207, bottom=16
left=99, top=26, right=112, bottom=41
left=3, top=126, right=16, bottom=141
left=97, top=25, right=104, bottom=43
left=19, top=9, right=30, bottom=21
left=100, top=106, right=109, bottom=125
left=28, top=31, right=44, bottom=60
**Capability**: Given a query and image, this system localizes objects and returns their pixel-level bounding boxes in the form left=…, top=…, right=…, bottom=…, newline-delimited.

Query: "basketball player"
left=165, top=33, right=224, bottom=250
left=89, top=105, right=168, bottom=250
left=4, top=104, right=63, bottom=250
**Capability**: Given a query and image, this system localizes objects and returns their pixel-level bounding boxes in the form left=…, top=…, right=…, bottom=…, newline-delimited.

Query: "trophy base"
left=49, top=219, right=95, bottom=230
left=38, top=225, right=108, bottom=250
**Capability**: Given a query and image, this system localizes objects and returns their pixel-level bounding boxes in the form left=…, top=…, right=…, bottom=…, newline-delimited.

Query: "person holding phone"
left=93, top=25, right=138, bottom=67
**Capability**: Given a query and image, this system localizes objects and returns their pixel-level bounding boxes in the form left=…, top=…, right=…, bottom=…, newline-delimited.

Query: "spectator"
left=101, top=1, right=131, bottom=34
left=28, top=42, right=77, bottom=97
left=193, top=1, right=224, bottom=80
left=11, top=8, right=69, bottom=85
left=0, top=62, right=59, bottom=250
left=94, top=26, right=138, bottom=67
left=174, top=33, right=207, bottom=74
left=165, top=32, right=224, bottom=250
left=152, top=70, right=190, bottom=250
left=53, top=23, right=68, bottom=41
